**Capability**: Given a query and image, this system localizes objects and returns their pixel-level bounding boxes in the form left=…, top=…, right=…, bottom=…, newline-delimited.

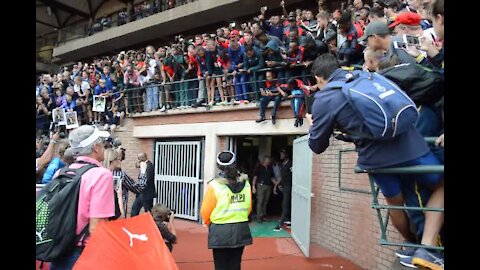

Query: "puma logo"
left=36, top=228, right=46, bottom=241
left=122, top=227, right=148, bottom=247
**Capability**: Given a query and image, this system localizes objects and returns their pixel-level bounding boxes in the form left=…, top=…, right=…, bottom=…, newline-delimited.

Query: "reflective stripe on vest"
left=209, top=179, right=251, bottom=224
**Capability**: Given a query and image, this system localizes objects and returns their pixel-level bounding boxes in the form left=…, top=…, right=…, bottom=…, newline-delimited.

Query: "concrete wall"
left=132, top=104, right=308, bottom=184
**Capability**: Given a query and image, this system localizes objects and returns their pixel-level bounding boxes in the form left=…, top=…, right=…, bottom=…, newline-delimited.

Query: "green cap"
left=358, top=21, right=390, bottom=42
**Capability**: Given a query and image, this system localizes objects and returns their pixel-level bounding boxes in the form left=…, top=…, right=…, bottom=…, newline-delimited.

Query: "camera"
left=403, top=34, right=421, bottom=47
left=167, top=209, right=176, bottom=220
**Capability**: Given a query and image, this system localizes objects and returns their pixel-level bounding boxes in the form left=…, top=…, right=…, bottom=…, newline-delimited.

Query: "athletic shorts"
left=370, top=151, right=443, bottom=198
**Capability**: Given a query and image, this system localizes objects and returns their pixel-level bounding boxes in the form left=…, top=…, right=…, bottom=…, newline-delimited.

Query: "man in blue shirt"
left=41, top=141, right=72, bottom=184
left=242, top=45, right=265, bottom=100
left=101, top=66, right=114, bottom=90
left=306, top=53, right=444, bottom=268
left=228, top=38, right=248, bottom=103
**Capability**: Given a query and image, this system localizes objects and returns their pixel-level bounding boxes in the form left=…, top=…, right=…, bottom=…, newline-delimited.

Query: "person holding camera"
left=256, top=71, right=282, bottom=125
left=201, top=151, right=252, bottom=270
left=151, top=204, right=177, bottom=252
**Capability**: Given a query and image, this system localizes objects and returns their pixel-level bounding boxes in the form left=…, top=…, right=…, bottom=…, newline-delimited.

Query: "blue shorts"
left=401, top=178, right=445, bottom=244
left=370, top=151, right=443, bottom=198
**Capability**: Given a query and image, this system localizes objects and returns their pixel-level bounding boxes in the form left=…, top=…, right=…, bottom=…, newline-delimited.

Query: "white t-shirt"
left=74, top=81, right=91, bottom=94
left=337, top=33, right=347, bottom=49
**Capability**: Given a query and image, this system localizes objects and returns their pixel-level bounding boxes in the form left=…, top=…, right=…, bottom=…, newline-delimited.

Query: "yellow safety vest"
left=209, top=179, right=251, bottom=224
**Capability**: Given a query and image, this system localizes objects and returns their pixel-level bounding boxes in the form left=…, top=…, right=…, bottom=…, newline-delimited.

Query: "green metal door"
left=291, top=135, right=313, bottom=257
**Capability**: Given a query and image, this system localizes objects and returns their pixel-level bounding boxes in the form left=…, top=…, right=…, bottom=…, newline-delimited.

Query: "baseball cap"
left=358, top=21, right=390, bottom=41
left=388, top=12, right=422, bottom=28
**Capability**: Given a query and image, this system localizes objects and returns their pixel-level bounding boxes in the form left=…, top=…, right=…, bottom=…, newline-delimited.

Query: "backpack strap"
left=70, top=163, right=98, bottom=248
left=328, top=81, right=345, bottom=89
left=75, top=224, right=90, bottom=249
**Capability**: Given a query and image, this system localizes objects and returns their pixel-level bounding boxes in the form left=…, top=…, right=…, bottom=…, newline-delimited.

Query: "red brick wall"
left=310, top=138, right=404, bottom=270
left=218, top=136, right=227, bottom=151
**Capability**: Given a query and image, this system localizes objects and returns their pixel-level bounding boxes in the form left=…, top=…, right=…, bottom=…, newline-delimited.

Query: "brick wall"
left=310, top=138, right=404, bottom=270
left=218, top=136, right=227, bottom=151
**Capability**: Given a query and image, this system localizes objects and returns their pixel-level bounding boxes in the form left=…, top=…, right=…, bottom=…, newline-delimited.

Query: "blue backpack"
left=330, top=70, right=418, bottom=140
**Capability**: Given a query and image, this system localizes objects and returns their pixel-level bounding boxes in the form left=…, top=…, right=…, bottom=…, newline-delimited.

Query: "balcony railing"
left=57, top=0, right=199, bottom=45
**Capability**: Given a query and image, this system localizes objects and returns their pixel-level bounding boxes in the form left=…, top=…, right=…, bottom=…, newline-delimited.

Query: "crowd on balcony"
left=36, top=0, right=444, bottom=268
left=37, top=0, right=444, bottom=135
left=89, top=0, right=198, bottom=35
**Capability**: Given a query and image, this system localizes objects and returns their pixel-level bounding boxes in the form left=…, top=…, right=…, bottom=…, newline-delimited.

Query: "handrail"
left=353, top=140, right=444, bottom=251
left=354, top=165, right=444, bottom=174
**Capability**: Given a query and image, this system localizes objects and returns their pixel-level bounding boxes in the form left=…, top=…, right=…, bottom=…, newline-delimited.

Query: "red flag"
left=73, top=213, right=178, bottom=270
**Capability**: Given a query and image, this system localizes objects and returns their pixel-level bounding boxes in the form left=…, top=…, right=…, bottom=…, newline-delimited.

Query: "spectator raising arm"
left=280, top=0, right=289, bottom=18
left=36, top=132, right=60, bottom=173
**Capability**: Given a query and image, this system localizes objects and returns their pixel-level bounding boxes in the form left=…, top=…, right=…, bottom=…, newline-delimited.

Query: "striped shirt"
left=112, top=169, right=146, bottom=194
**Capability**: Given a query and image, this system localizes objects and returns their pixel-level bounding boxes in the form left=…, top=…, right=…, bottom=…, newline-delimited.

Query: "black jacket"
left=142, top=161, right=156, bottom=201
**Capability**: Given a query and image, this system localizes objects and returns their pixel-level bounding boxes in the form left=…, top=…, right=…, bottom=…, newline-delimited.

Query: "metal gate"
left=154, top=141, right=202, bottom=221
left=291, top=135, right=313, bottom=257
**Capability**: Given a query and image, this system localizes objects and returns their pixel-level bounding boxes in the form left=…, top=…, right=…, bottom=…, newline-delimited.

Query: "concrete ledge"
left=131, top=100, right=292, bottom=118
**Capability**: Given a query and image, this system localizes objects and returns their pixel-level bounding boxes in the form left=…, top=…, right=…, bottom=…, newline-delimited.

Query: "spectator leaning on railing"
left=307, top=54, right=444, bottom=269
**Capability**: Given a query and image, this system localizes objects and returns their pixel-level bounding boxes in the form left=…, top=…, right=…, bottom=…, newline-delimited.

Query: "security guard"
left=200, top=151, right=252, bottom=270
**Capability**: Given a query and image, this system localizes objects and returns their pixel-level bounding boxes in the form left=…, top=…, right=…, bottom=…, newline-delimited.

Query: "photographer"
left=151, top=204, right=177, bottom=252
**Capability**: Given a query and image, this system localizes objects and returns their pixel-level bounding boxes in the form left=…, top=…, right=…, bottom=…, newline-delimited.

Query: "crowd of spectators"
left=38, top=0, right=444, bottom=135
left=36, top=0, right=444, bottom=268
left=38, top=0, right=443, bottom=130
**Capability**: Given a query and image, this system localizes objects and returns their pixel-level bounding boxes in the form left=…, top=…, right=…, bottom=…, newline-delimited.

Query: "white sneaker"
left=160, top=106, right=166, bottom=112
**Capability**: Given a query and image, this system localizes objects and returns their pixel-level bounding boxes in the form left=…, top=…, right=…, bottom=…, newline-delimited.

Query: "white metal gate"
left=291, top=135, right=313, bottom=257
left=154, top=141, right=202, bottom=221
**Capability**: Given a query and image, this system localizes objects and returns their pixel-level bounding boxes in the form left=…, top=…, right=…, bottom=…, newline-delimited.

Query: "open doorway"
left=233, top=135, right=299, bottom=219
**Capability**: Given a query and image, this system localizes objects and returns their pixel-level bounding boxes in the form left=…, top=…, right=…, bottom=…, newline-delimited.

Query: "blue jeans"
left=188, top=80, right=198, bottom=105
left=50, top=248, right=82, bottom=270
left=233, top=73, right=248, bottom=101
left=259, top=96, right=282, bottom=118
left=146, top=84, right=159, bottom=111
left=179, top=80, right=189, bottom=106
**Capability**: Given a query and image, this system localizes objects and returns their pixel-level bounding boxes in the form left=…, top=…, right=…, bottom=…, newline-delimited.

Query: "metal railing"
left=339, top=148, right=371, bottom=194
left=119, top=66, right=314, bottom=115
left=354, top=137, right=444, bottom=251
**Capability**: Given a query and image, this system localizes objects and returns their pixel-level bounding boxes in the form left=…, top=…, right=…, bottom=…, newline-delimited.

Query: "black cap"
left=217, top=151, right=236, bottom=166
